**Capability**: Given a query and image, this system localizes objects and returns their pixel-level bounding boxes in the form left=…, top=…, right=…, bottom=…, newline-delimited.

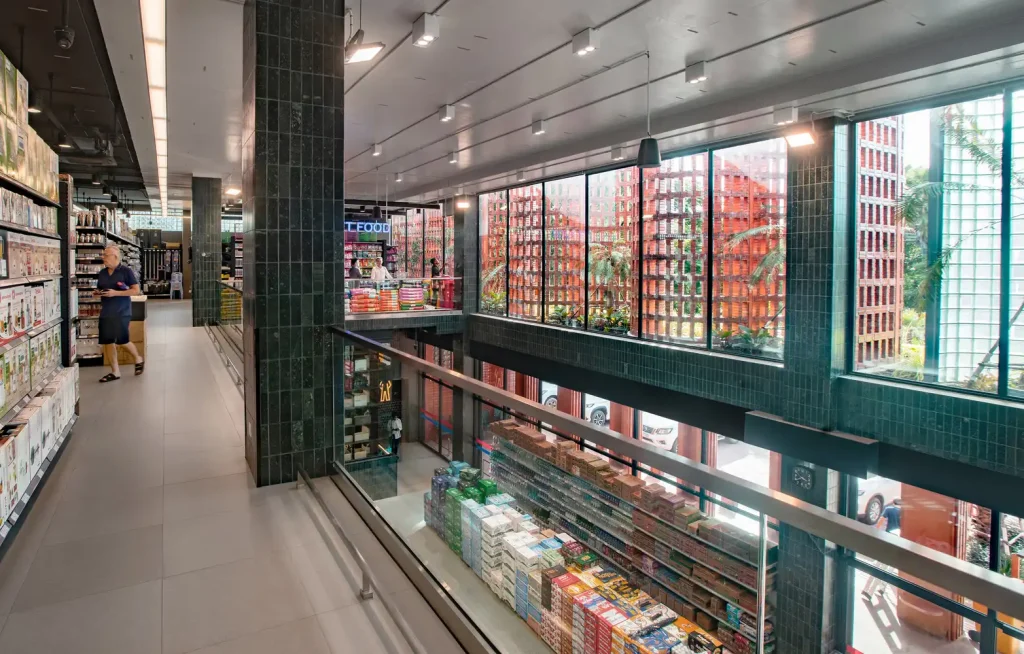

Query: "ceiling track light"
left=637, top=52, right=661, bottom=169
left=611, top=146, right=624, bottom=161
left=57, top=132, right=72, bottom=149
left=516, top=170, right=526, bottom=182
left=344, top=0, right=385, bottom=64
left=532, top=119, right=546, bottom=135
left=572, top=28, right=598, bottom=56
left=395, top=173, right=403, bottom=183
left=448, top=151, right=458, bottom=164
left=438, top=104, right=455, bottom=123
left=685, top=60, right=708, bottom=84
left=412, top=12, right=439, bottom=48
left=91, top=173, right=102, bottom=185
left=773, top=106, right=798, bottom=126
left=372, top=143, right=382, bottom=157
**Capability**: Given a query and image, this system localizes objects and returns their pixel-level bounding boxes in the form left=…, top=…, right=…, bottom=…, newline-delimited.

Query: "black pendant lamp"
left=637, top=51, right=661, bottom=169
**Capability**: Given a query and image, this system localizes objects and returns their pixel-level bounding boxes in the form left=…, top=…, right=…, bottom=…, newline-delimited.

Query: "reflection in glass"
left=1010, top=90, right=1024, bottom=396
left=391, top=211, right=408, bottom=276
left=711, top=139, right=787, bottom=359
left=478, top=192, right=508, bottom=316
left=407, top=210, right=424, bottom=277
left=509, top=184, right=543, bottom=321
left=588, top=167, right=639, bottom=335
left=642, top=154, right=708, bottom=344
left=544, top=176, right=586, bottom=328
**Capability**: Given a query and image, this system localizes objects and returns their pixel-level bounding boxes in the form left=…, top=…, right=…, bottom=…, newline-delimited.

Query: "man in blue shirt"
left=96, top=245, right=143, bottom=382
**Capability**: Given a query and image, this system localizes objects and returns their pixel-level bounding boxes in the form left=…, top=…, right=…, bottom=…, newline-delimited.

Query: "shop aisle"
left=0, top=300, right=429, bottom=654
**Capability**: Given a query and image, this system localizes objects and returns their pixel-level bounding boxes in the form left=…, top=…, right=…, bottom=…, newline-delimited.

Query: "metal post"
left=756, top=510, right=768, bottom=654
left=998, top=90, right=1012, bottom=397
left=706, top=151, right=715, bottom=350
left=360, top=570, right=374, bottom=600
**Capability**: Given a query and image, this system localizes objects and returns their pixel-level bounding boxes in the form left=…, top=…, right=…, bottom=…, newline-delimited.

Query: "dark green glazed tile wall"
left=191, top=177, right=222, bottom=326
left=242, top=0, right=344, bottom=485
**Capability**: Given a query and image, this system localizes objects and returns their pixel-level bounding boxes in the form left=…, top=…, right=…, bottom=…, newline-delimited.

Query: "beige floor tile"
left=43, top=484, right=164, bottom=546
left=285, top=539, right=361, bottom=614
left=162, top=508, right=278, bottom=577
left=164, top=444, right=247, bottom=484
left=13, top=524, right=163, bottom=612
left=162, top=553, right=314, bottom=654
left=163, top=472, right=259, bottom=522
left=163, top=426, right=243, bottom=453
left=0, top=580, right=161, bottom=654
left=186, top=616, right=332, bottom=654
left=317, top=603, right=413, bottom=654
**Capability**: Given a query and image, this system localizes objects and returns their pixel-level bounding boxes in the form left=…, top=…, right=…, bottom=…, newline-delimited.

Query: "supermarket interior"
left=2, top=0, right=1024, bottom=653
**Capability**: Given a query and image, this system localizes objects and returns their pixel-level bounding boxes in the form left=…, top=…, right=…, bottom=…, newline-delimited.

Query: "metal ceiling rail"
left=333, top=326, right=1024, bottom=621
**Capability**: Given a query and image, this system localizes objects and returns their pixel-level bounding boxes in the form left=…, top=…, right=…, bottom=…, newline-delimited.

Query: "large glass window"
left=425, top=208, right=444, bottom=276
left=855, top=97, right=1005, bottom=392
left=642, top=154, right=708, bottom=344
left=479, top=191, right=508, bottom=316
left=544, top=176, right=586, bottom=328
left=589, top=167, right=639, bottom=336
left=508, top=184, right=543, bottom=321
left=711, top=139, right=787, bottom=360
left=1009, top=91, right=1024, bottom=395
left=391, top=211, right=408, bottom=276
left=407, top=210, right=424, bottom=277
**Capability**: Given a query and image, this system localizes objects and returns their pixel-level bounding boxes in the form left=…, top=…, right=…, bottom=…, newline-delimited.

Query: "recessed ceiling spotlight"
left=685, top=60, right=708, bottom=84
left=572, top=28, right=598, bottom=56
left=611, top=146, right=624, bottom=161
left=448, top=151, right=458, bottom=164
left=439, top=104, right=455, bottom=122
left=773, top=106, right=798, bottom=126
left=372, top=143, right=382, bottom=157
left=412, top=13, right=439, bottom=48
left=532, top=119, right=546, bottom=135
left=516, top=170, right=526, bottom=182
left=225, top=187, right=242, bottom=196
left=395, top=173, right=403, bottom=183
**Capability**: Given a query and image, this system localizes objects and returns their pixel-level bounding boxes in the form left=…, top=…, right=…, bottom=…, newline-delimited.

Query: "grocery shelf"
left=0, top=366, right=63, bottom=431
left=26, top=317, right=63, bottom=339
left=0, top=274, right=63, bottom=290
left=75, top=227, right=140, bottom=248
left=0, top=173, right=60, bottom=209
left=0, top=416, right=76, bottom=551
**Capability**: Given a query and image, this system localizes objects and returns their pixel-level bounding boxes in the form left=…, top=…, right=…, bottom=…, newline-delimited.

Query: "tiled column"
left=191, top=177, right=222, bottom=326
left=456, top=195, right=478, bottom=314
left=775, top=461, right=841, bottom=654
left=781, top=121, right=850, bottom=428
left=241, top=0, right=344, bottom=485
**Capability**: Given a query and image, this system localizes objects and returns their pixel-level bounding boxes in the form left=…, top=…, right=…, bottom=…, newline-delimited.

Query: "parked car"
left=539, top=384, right=611, bottom=427
left=640, top=414, right=678, bottom=451
left=857, top=475, right=902, bottom=525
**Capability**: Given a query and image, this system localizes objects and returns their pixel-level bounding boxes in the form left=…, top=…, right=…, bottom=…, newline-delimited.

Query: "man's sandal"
left=135, top=361, right=145, bottom=376
left=99, top=373, right=121, bottom=383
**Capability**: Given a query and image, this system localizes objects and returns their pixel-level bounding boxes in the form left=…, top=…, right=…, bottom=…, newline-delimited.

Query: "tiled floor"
left=0, top=301, right=434, bottom=654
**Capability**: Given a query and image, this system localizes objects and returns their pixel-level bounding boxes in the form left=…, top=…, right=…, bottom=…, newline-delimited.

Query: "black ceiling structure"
left=0, top=0, right=148, bottom=209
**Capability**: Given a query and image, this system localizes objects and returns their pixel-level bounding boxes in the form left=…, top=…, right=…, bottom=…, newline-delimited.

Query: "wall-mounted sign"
left=344, top=221, right=391, bottom=234
left=379, top=380, right=393, bottom=402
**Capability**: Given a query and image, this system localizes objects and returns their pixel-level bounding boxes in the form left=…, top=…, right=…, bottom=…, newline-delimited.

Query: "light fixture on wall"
left=611, top=146, right=624, bottom=161
left=344, top=0, right=385, bottom=64
left=773, top=106, right=798, bottom=125
left=456, top=197, right=470, bottom=209
left=225, top=187, right=241, bottom=196
left=448, top=151, right=458, bottom=164
left=572, top=28, right=597, bottom=56
left=532, top=119, right=546, bottom=135
left=516, top=170, right=526, bottom=182
left=439, top=104, right=454, bottom=122
left=412, top=13, right=438, bottom=47
left=636, top=52, right=660, bottom=169
left=685, top=60, right=707, bottom=84
left=372, top=143, right=382, bottom=157
left=785, top=130, right=816, bottom=147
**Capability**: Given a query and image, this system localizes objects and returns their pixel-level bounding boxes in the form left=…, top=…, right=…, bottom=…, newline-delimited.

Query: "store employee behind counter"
left=96, top=245, right=145, bottom=383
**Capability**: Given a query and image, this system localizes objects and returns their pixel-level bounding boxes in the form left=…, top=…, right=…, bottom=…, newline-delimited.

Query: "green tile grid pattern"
left=191, top=177, right=223, bottom=327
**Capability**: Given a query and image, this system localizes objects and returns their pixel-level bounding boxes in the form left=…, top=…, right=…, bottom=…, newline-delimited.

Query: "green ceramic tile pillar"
left=191, top=177, right=222, bottom=326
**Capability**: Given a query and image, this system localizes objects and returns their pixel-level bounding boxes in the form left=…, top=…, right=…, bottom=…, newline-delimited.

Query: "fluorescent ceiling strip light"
left=140, top=0, right=167, bottom=215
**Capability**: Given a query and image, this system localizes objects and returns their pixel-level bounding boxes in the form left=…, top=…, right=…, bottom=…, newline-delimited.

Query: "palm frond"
left=750, top=244, right=786, bottom=288
left=724, top=223, right=785, bottom=251
left=944, top=110, right=1004, bottom=179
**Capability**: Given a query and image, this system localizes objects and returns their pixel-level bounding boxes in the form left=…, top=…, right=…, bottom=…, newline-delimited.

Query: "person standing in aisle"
left=348, top=260, right=362, bottom=279
left=370, top=257, right=393, bottom=281
left=96, top=245, right=144, bottom=382
left=429, top=257, right=442, bottom=277
left=388, top=414, right=403, bottom=458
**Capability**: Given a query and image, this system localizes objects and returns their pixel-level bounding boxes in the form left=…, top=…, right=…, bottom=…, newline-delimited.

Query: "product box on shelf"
left=10, top=286, right=24, bottom=335
left=0, top=429, right=17, bottom=523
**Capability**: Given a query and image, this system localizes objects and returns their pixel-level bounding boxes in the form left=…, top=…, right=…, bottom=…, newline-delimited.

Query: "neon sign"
left=344, top=221, right=391, bottom=234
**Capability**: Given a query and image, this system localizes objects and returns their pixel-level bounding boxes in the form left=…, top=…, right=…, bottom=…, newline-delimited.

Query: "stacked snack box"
left=0, top=48, right=59, bottom=204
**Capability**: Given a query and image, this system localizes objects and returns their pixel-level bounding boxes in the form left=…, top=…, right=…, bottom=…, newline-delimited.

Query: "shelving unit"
left=508, top=184, right=542, bottom=321
left=344, top=241, right=391, bottom=277
left=142, top=245, right=182, bottom=296
left=342, top=349, right=400, bottom=463
left=489, top=433, right=776, bottom=654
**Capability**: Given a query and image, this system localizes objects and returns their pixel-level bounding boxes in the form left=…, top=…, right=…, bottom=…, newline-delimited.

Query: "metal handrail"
left=297, top=467, right=429, bottom=654
left=333, top=326, right=1024, bottom=621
